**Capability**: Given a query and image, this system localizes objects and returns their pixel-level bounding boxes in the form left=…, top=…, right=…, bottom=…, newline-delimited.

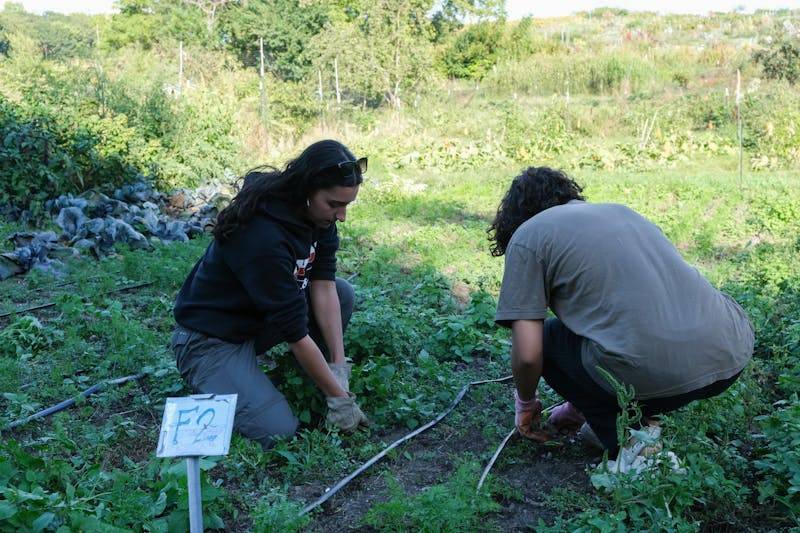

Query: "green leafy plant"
left=753, top=396, right=800, bottom=521
left=0, top=440, right=226, bottom=531
left=0, top=315, right=62, bottom=360
left=265, top=429, right=349, bottom=482
left=251, top=488, right=310, bottom=532
left=363, top=460, right=500, bottom=532
left=439, top=22, right=504, bottom=80
left=753, top=32, right=800, bottom=84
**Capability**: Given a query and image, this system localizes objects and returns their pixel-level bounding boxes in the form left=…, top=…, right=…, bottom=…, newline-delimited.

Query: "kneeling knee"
left=239, top=402, right=299, bottom=450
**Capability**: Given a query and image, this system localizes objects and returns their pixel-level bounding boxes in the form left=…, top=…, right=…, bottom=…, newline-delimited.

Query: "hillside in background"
left=0, top=1, right=798, bottom=204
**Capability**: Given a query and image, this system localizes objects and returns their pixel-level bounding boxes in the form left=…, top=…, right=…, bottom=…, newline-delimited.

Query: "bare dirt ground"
left=302, top=383, right=597, bottom=531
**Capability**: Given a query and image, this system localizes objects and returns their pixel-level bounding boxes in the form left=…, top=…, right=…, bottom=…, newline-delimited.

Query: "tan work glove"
left=328, top=362, right=352, bottom=392
left=326, top=392, right=369, bottom=432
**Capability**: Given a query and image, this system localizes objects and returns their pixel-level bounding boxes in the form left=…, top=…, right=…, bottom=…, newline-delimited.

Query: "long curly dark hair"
left=213, top=140, right=363, bottom=242
left=488, top=166, right=585, bottom=256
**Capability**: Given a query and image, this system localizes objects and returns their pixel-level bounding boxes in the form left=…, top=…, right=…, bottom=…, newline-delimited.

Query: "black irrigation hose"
left=2, top=372, right=147, bottom=432
left=0, top=281, right=154, bottom=319
left=30, top=274, right=105, bottom=293
left=300, top=374, right=514, bottom=516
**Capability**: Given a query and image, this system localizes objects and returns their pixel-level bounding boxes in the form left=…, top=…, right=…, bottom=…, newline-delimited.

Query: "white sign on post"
left=157, top=394, right=237, bottom=533
left=157, top=394, right=237, bottom=457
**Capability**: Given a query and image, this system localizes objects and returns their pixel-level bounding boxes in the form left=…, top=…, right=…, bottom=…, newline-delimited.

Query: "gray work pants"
left=169, top=277, right=355, bottom=449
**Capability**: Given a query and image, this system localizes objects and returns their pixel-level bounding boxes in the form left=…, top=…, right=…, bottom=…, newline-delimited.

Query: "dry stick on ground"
left=0, top=280, right=154, bottom=319
left=300, top=375, right=514, bottom=516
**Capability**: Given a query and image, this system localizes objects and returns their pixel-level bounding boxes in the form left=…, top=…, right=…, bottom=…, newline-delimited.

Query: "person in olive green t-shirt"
left=490, top=167, right=754, bottom=454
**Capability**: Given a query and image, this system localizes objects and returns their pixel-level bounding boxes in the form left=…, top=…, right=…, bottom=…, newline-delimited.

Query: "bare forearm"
left=511, top=320, right=544, bottom=401
left=310, top=280, right=346, bottom=363
left=512, top=353, right=542, bottom=401
left=290, top=335, right=347, bottom=397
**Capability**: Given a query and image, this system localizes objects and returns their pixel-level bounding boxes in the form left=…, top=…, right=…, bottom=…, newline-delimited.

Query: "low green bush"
left=0, top=95, right=151, bottom=204
left=439, top=22, right=504, bottom=80
left=251, top=488, right=310, bottom=532
left=754, top=397, right=800, bottom=520
left=0, top=440, right=227, bottom=530
left=753, top=30, right=800, bottom=84
left=363, top=461, right=500, bottom=532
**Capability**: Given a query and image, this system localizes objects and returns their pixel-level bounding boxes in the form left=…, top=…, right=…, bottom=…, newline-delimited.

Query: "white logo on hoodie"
left=293, top=242, right=317, bottom=290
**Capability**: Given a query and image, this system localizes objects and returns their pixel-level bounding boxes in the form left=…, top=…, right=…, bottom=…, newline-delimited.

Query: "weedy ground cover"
left=1, top=161, right=799, bottom=531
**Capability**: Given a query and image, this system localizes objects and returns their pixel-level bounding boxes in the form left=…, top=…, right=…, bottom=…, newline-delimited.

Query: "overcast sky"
left=2, top=0, right=798, bottom=18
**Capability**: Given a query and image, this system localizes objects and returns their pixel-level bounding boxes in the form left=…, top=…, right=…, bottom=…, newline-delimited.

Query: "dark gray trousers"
left=170, top=277, right=355, bottom=449
left=541, top=318, right=743, bottom=455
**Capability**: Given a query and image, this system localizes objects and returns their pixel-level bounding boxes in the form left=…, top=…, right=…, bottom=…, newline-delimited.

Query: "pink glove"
left=514, top=389, right=542, bottom=430
left=547, top=401, right=586, bottom=431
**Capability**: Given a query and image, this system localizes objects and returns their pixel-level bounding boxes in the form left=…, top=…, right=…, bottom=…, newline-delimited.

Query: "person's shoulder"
left=222, top=214, right=289, bottom=253
left=546, top=200, right=636, bottom=220
left=509, top=216, right=548, bottom=250
left=511, top=200, right=598, bottom=247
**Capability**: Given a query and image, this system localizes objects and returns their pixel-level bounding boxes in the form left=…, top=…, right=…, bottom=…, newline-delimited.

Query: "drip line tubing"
left=0, top=281, right=154, bottom=319
left=3, top=372, right=147, bottom=432
left=300, top=375, right=514, bottom=515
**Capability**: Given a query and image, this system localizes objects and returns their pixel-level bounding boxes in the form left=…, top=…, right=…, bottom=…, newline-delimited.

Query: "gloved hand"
left=514, top=389, right=543, bottom=441
left=326, top=392, right=369, bottom=432
left=328, top=362, right=352, bottom=392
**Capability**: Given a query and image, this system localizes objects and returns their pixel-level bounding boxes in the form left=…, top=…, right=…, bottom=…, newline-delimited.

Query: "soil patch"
left=303, top=385, right=598, bottom=531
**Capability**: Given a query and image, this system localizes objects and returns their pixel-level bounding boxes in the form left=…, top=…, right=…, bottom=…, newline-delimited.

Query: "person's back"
left=492, top=166, right=754, bottom=456
left=508, top=200, right=753, bottom=399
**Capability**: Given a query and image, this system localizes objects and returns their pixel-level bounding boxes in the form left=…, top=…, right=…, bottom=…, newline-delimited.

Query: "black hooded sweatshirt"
left=173, top=196, right=338, bottom=351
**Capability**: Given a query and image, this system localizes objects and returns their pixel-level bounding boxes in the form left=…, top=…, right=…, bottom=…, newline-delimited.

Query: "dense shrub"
left=0, top=97, right=147, bottom=204
left=217, top=0, right=328, bottom=82
left=0, top=10, right=96, bottom=60
left=753, top=34, right=800, bottom=84
left=742, top=87, right=800, bottom=169
left=439, top=22, right=504, bottom=80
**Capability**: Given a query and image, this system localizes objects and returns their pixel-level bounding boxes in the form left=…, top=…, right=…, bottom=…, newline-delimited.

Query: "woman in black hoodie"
left=171, top=139, right=368, bottom=449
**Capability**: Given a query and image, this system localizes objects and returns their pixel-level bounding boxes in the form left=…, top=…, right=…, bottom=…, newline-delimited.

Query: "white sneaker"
left=605, top=450, right=685, bottom=476
left=619, top=424, right=662, bottom=467
left=600, top=424, right=685, bottom=477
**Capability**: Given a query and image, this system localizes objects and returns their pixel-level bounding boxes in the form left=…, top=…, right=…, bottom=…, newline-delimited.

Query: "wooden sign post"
left=157, top=394, right=238, bottom=533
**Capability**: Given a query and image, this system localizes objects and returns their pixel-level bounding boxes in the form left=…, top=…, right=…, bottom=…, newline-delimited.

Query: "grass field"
left=2, top=159, right=799, bottom=531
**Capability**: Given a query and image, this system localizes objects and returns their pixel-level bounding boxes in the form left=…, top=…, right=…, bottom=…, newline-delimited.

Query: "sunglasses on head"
left=336, top=157, right=368, bottom=181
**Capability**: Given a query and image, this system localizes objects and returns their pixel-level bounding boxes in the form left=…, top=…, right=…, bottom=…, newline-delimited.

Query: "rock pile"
left=0, top=181, right=234, bottom=280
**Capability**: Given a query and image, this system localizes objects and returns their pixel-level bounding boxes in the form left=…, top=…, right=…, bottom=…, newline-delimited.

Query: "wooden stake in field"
left=334, top=56, right=341, bottom=105
left=179, top=41, right=184, bottom=92
left=259, top=37, right=268, bottom=131
left=736, top=69, right=743, bottom=192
